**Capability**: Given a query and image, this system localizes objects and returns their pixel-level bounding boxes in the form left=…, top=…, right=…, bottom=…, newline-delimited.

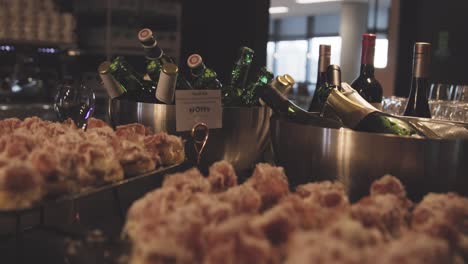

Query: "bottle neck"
left=259, top=84, right=302, bottom=114
left=316, top=71, right=327, bottom=87
left=359, top=64, right=375, bottom=77
left=191, top=63, right=206, bottom=77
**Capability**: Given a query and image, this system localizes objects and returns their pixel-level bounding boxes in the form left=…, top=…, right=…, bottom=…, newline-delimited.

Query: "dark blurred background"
left=0, top=0, right=466, bottom=112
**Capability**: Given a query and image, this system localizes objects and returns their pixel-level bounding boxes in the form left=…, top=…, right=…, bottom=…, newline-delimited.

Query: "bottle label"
left=175, top=90, right=222, bottom=132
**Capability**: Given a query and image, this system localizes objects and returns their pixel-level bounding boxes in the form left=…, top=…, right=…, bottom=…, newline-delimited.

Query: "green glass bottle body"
left=242, top=66, right=273, bottom=106
left=223, top=47, right=254, bottom=106
left=108, top=56, right=156, bottom=103
left=257, top=82, right=342, bottom=128
left=327, top=89, right=425, bottom=137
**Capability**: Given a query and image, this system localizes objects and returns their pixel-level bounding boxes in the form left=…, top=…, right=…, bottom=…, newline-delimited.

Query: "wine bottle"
left=186, top=54, right=222, bottom=90
left=403, top=42, right=432, bottom=118
left=223, top=46, right=254, bottom=106
left=308, top=45, right=331, bottom=112
left=98, top=61, right=126, bottom=99
left=351, top=34, right=383, bottom=110
left=105, top=56, right=157, bottom=103
left=327, top=89, right=424, bottom=137
left=308, top=64, right=342, bottom=113
left=156, top=63, right=178, bottom=104
left=257, top=82, right=342, bottom=128
left=242, top=66, right=273, bottom=106
left=138, top=28, right=192, bottom=90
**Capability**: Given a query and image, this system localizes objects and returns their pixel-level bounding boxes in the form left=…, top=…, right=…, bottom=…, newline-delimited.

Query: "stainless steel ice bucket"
left=109, top=99, right=272, bottom=173
left=270, top=115, right=468, bottom=201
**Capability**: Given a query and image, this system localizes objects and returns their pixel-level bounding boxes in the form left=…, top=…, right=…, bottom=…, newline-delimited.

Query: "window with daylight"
left=308, top=36, right=342, bottom=84
left=275, top=40, right=308, bottom=83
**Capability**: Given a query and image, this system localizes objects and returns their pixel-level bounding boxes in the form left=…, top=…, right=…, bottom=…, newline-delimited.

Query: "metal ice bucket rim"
left=270, top=114, right=468, bottom=143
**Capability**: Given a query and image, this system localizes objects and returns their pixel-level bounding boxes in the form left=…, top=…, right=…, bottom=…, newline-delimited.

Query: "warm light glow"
left=269, top=6, right=289, bottom=14
left=296, top=0, right=341, bottom=4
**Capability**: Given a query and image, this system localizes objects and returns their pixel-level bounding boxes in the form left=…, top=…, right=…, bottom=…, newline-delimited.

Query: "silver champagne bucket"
left=270, top=115, right=468, bottom=201
left=109, top=99, right=272, bottom=174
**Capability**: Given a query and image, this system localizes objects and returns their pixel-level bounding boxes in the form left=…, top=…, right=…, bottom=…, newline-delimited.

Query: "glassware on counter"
left=54, top=80, right=95, bottom=129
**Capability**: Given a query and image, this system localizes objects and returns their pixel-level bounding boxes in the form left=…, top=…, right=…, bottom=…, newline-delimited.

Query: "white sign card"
left=175, top=90, right=223, bottom=132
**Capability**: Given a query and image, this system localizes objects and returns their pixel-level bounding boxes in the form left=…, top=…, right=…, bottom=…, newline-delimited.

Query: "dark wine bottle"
left=308, top=64, right=342, bottom=113
left=351, top=33, right=383, bottom=110
left=308, top=45, right=331, bottom=112
left=403, top=42, right=432, bottom=118
left=327, top=88, right=425, bottom=137
left=257, top=82, right=342, bottom=128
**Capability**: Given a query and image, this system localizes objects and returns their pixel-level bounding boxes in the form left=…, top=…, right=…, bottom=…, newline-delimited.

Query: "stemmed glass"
left=449, top=85, right=468, bottom=122
left=428, top=83, right=453, bottom=120
left=54, top=79, right=96, bottom=129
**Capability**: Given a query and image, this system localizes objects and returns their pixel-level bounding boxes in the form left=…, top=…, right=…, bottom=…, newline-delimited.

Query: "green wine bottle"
left=107, top=56, right=157, bottom=103
left=243, top=66, right=273, bottom=106
left=186, top=54, right=222, bottom=90
left=138, top=28, right=192, bottom=90
left=257, top=81, right=342, bottom=128
left=327, top=89, right=425, bottom=137
left=223, top=46, right=254, bottom=106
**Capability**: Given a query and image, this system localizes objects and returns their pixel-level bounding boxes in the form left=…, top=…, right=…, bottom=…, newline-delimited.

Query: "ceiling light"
left=296, top=0, right=341, bottom=4
left=269, top=6, right=289, bottom=14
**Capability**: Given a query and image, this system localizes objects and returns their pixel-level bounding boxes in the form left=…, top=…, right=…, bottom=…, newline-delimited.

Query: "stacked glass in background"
left=0, top=0, right=76, bottom=44
left=382, top=83, right=468, bottom=123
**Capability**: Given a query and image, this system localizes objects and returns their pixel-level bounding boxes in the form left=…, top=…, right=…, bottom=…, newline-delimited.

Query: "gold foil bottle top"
left=162, top=63, right=179, bottom=75
left=276, top=75, right=289, bottom=87
left=98, top=61, right=111, bottom=74
left=283, top=74, right=295, bottom=86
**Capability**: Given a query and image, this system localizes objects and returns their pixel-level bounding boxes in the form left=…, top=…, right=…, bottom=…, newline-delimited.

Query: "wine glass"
left=54, top=80, right=96, bottom=129
left=428, top=83, right=453, bottom=120
left=448, top=85, right=468, bottom=122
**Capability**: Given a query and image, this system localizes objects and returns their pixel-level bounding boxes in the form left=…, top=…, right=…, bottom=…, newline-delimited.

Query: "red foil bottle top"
left=361, top=33, right=376, bottom=65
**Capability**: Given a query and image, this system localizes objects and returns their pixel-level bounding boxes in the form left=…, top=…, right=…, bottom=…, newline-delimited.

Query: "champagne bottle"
left=351, top=34, right=383, bottom=110
left=223, top=46, right=254, bottom=106
left=403, top=42, right=432, bottom=118
left=186, top=54, right=222, bottom=90
left=327, top=89, right=424, bottom=137
left=98, top=61, right=126, bottom=99
left=138, top=28, right=192, bottom=90
left=308, top=64, right=342, bottom=113
left=156, top=63, right=178, bottom=104
left=242, top=66, right=273, bottom=106
left=105, top=56, right=157, bottom=103
left=308, top=45, right=331, bottom=111
left=257, top=82, right=342, bottom=128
